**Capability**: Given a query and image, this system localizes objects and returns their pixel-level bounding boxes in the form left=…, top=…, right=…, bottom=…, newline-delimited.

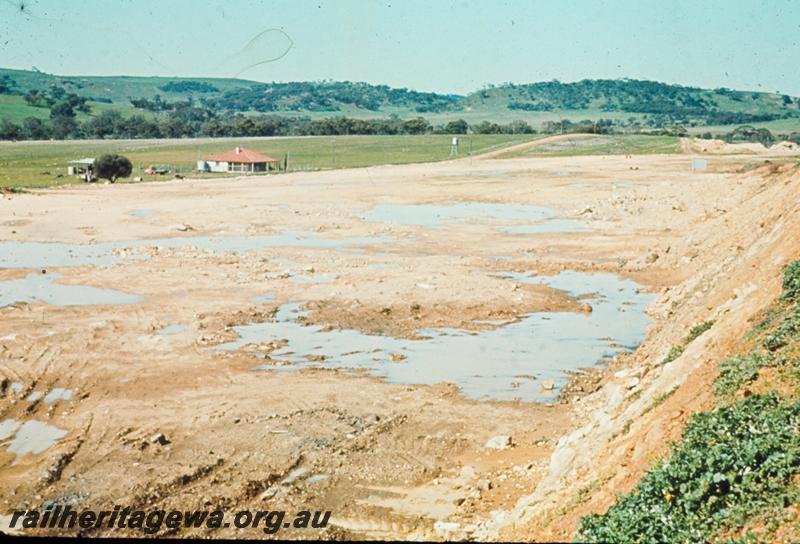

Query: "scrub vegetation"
left=579, top=261, right=800, bottom=543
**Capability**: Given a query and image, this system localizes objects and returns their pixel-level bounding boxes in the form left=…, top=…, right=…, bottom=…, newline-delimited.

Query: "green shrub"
left=764, top=303, right=800, bottom=352
left=713, top=353, right=772, bottom=398
left=782, top=261, right=800, bottom=301
left=660, top=345, right=684, bottom=365
left=578, top=394, right=800, bottom=543
left=686, top=320, right=715, bottom=343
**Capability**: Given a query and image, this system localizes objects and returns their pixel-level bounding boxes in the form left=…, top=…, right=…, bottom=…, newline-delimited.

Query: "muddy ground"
left=0, top=137, right=798, bottom=540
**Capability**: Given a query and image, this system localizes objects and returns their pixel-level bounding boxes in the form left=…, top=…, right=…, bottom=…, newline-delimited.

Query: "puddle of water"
left=3, top=420, right=68, bottom=456
left=157, top=324, right=187, bottom=335
left=361, top=202, right=557, bottom=228
left=128, top=209, right=156, bottom=218
left=569, top=182, right=592, bottom=188
left=43, top=388, right=73, bottom=404
left=0, top=231, right=393, bottom=270
left=0, top=241, right=132, bottom=269
left=251, top=293, right=275, bottom=303
left=0, top=420, right=20, bottom=440
left=500, top=220, right=589, bottom=234
left=10, top=382, right=23, bottom=393
left=307, top=474, right=329, bottom=484
left=0, top=272, right=141, bottom=307
left=25, top=391, right=42, bottom=402
left=612, top=181, right=639, bottom=190
left=217, top=271, right=653, bottom=402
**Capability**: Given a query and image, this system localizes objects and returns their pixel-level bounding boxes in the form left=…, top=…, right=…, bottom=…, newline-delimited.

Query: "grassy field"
left=498, top=134, right=681, bottom=158
left=0, top=134, right=541, bottom=189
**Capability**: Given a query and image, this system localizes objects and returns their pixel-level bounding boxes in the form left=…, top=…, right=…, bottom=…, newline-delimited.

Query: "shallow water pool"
left=216, top=270, right=654, bottom=402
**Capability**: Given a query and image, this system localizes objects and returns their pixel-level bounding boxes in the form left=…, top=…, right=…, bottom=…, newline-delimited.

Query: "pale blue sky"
left=1, top=0, right=798, bottom=95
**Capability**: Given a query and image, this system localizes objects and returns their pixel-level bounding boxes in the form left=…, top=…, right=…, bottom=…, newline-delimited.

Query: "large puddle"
left=0, top=231, right=393, bottom=270
left=0, top=272, right=142, bottom=307
left=0, top=420, right=68, bottom=457
left=216, top=270, right=653, bottom=402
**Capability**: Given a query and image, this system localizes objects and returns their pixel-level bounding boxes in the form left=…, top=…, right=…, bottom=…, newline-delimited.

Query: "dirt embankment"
left=494, top=161, right=800, bottom=541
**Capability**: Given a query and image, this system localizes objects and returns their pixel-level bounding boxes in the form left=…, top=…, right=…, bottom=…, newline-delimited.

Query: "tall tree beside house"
left=95, top=154, right=133, bottom=183
left=444, top=119, right=469, bottom=134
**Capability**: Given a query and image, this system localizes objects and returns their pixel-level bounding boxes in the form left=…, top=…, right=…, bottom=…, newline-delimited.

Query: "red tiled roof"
left=204, top=147, right=279, bottom=163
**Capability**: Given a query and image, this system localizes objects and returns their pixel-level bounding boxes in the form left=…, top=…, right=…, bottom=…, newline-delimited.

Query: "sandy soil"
left=0, top=138, right=798, bottom=539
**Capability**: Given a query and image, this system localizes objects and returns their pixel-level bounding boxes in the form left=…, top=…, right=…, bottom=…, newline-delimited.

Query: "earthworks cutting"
left=1, top=136, right=799, bottom=540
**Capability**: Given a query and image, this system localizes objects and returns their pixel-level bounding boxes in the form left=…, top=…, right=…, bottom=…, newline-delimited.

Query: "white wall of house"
left=197, top=160, right=229, bottom=173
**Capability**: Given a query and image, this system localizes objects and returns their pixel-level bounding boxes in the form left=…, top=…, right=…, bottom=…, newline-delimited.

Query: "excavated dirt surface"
left=0, top=136, right=798, bottom=540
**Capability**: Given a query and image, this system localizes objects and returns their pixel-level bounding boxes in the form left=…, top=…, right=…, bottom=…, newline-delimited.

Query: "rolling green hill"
left=464, top=79, right=797, bottom=115
left=0, top=68, right=257, bottom=103
left=1, top=68, right=799, bottom=137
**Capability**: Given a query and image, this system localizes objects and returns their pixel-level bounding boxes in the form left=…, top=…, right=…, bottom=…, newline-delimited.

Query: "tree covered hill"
left=2, top=68, right=797, bottom=119
left=201, top=81, right=461, bottom=113
left=463, top=79, right=800, bottom=125
left=1, top=68, right=799, bottom=137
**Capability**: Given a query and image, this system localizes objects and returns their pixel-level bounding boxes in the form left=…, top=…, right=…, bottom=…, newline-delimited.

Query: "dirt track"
left=0, top=139, right=798, bottom=539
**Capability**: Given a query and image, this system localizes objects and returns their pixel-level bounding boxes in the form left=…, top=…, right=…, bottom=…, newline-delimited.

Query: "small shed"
left=67, top=158, right=96, bottom=182
left=197, top=147, right=279, bottom=173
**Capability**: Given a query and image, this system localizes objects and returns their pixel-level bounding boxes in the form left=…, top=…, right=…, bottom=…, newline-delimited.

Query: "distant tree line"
left=697, top=125, right=796, bottom=147
left=0, top=106, right=537, bottom=140
left=3, top=105, right=799, bottom=145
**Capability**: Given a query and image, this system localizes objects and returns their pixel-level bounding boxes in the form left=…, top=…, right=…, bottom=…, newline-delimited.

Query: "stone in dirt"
left=434, top=521, right=462, bottom=538
left=150, top=433, right=170, bottom=445
left=485, top=435, right=513, bottom=450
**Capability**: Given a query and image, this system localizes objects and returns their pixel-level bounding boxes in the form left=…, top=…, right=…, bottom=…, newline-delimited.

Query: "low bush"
left=782, top=261, right=800, bottom=301
left=713, top=353, right=772, bottom=398
left=579, top=394, right=800, bottom=543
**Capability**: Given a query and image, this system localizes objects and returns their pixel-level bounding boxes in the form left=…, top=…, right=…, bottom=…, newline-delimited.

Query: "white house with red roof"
left=197, top=146, right=280, bottom=173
